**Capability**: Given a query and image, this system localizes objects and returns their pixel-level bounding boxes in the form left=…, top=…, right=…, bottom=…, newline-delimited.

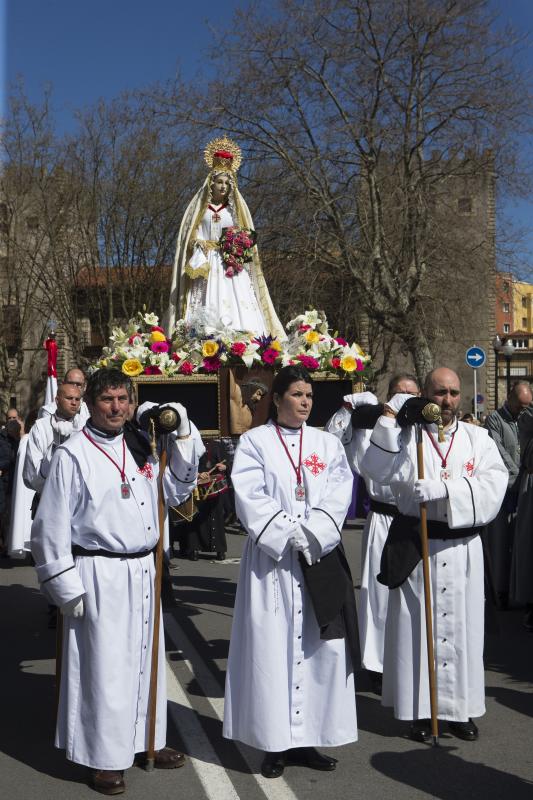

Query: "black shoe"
left=369, top=670, right=383, bottom=696
left=261, top=751, right=285, bottom=778
left=448, top=719, right=478, bottom=741
left=409, top=719, right=433, bottom=743
left=216, top=551, right=226, bottom=561
left=285, top=747, right=337, bottom=771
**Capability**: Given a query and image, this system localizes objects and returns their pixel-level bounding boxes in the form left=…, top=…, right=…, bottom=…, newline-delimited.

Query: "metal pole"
left=506, top=356, right=512, bottom=397
left=494, top=349, right=499, bottom=410
left=473, top=368, right=478, bottom=420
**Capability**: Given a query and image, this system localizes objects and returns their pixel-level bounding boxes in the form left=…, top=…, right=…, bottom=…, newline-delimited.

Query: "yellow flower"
left=202, top=340, right=219, bottom=358
left=305, top=330, right=320, bottom=345
left=122, top=358, right=143, bottom=377
left=270, top=339, right=282, bottom=352
left=340, top=354, right=357, bottom=372
left=100, top=359, right=108, bottom=368
left=149, top=330, right=166, bottom=343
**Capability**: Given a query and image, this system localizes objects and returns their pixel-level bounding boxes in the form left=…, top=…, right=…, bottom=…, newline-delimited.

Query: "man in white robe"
left=361, top=368, right=506, bottom=742
left=38, top=367, right=90, bottom=423
left=31, top=368, right=201, bottom=795
left=325, top=374, right=420, bottom=694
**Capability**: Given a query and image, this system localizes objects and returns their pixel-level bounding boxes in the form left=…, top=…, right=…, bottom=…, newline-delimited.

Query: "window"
left=503, top=323, right=510, bottom=333
left=511, top=339, right=528, bottom=349
left=503, top=303, right=510, bottom=313
left=523, top=297, right=528, bottom=308
left=523, top=317, right=528, bottom=328
left=510, top=366, right=528, bottom=376
left=503, top=281, right=510, bottom=292
left=458, top=197, right=472, bottom=214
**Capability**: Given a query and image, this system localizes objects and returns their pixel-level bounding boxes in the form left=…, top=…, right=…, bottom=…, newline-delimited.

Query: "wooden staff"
left=416, top=420, right=439, bottom=746
left=145, top=441, right=168, bottom=770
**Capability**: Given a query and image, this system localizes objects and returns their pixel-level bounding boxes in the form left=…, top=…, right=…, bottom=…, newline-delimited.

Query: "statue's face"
left=211, top=173, right=231, bottom=203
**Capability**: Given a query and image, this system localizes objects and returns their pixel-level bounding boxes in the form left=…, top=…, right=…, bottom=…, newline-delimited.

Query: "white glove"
left=60, top=597, right=84, bottom=618
left=165, top=402, right=191, bottom=437
left=385, top=393, right=414, bottom=414
left=413, top=479, right=448, bottom=504
left=290, top=529, right=321, bottom=565
left=342, top=391, right=378, bottom=409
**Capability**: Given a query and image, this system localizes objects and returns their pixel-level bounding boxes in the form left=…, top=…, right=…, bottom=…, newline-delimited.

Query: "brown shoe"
left=89, top=770, right=125, bottom=795
left=136, top=747, right=186, bottom=769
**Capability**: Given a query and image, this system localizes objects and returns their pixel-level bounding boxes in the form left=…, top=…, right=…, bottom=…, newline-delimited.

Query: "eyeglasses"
left=64, top=381, right=84, bottom=388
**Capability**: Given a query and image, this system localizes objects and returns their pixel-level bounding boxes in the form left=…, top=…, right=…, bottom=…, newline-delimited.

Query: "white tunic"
left=31, top=427, right=200, bottom=770
left=326, top=406, right=393, bottom=672
left=223, top=421, right=357, bottom=752
left=23, top=414, right=82, bottom=494
left=185, top=205, right=267, bottom=333
left=7, top=435, right=35, bottom=556
left=361, top=417, right=506, bottom=721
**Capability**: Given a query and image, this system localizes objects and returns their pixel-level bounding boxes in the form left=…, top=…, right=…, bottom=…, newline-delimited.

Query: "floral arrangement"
left=91, top=309, right=371, bottom=379
left=218, top=226, right=256, bottom=277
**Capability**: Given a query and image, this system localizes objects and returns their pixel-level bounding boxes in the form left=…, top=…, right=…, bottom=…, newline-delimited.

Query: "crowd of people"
left=1, top=362, right=531, bottom=794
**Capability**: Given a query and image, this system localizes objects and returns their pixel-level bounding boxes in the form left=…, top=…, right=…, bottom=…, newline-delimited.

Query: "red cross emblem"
left=304, top=452, right=326, bottom=476
left=464, top=458, right=475, bottom=477
left=137, top=462, right=154, bottom=480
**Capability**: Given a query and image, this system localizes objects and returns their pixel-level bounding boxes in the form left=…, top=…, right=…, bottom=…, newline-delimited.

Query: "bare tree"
left=149, top=0, right=532, bottom=381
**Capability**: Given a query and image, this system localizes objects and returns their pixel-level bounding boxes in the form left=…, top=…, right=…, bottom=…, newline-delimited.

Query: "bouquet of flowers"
left=218, top=226, right=256, bottom=277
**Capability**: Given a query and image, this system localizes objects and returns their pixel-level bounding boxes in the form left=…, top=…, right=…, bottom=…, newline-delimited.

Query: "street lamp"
left=492, top=336, right=502, bottom=409
left=501, top=340, right=515, bottom=396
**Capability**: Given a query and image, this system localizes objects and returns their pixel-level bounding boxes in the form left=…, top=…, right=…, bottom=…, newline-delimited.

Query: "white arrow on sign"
left=469, top=352, right=483, bottom=362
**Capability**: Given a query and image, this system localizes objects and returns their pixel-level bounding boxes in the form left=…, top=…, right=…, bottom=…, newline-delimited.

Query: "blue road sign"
left=466, top=346, right=486, bottom=369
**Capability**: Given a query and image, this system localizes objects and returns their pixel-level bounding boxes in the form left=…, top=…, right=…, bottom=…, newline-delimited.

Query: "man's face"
left=64, top=369, right=86, bottom=392
left=88, top=386, right=131, bottom=433
left=507, top=387, right=532, bottom=418
left=56, top=386, right=82, bottom=420
left=6, top=409, right=20, bottom=424
left=389, top=379, right=420, bottom=399
left=426, top=371, right=461, bottom=426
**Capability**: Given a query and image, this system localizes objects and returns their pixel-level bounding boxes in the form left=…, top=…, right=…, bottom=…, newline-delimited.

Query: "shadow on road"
left=371, top=744, right=533, bottom=799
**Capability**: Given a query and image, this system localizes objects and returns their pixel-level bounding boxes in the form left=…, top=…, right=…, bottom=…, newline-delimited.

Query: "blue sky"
left=3, top=0, right=533, bottom=269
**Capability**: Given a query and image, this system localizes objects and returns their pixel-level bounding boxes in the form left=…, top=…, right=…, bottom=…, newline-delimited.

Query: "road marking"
left=165, top=662, right=240, bottom=800
left=164, top=614, right=300, bottom=800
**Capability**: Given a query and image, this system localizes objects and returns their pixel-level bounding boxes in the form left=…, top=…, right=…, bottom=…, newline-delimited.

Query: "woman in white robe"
left=166, top=137, right=285, bottom=339
left=223, top=366, right=357, bottom=779
left=8, top=433, right=35, bottom=556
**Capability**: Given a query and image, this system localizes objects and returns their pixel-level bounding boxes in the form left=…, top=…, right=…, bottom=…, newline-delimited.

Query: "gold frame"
left=132, top=374, right=221, bottom=437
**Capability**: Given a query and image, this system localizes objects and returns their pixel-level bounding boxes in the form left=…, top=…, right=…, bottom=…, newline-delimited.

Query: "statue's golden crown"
left=204, top=137, right=242, bottom=174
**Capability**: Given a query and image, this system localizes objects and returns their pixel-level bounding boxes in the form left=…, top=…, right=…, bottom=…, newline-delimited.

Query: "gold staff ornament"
left=422, top=402, right=445, bottom=442
left=204, top=136, right=242, bottom=174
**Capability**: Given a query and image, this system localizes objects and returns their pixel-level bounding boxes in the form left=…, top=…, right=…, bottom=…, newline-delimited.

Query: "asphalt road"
left=1, top=524, right=532, bottom=800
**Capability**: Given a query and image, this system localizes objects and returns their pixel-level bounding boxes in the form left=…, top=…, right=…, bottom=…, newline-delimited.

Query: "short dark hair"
left=85, top=368, right=133, bottom=404
left=387, top=373, right=419, bottom=399
left=268, top=365, right=313, bottom=421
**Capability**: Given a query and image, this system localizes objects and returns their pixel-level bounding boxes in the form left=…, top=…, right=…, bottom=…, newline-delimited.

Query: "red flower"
left=231, top=342, right=247, bottom=356
left=128, top=333, right=143, bottom=345
left=150, top=341, right=169, bottom=354
left=334, top=336, right=348, bottom=346
left=150, top=325, right=165, bottom=333
left=297, top=354, right=320, bottom=370
left=298, top=324, right=311, bottom=332
left=179, top=361, right=194, bottom=375
left=331, top=356, right=341, bottom=369
left=356, top=358, right=364, bottom=372
left=143, top=365, right=162, bottom=375
left=170, top=352, right=181, bottom=362
left=225, top=267, right=235, bottom=277
left=202, top=356, right=221, bottom=372
left=262, top=348, right=279, bottom=365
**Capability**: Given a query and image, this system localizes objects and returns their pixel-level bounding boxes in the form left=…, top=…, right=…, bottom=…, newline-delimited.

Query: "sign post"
left=465, top=346, right=486, bottom=419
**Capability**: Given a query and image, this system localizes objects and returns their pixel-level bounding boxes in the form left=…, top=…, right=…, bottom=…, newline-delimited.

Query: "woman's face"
left=274, top=380, right=313, bottom=428
left=211, top=174, right=231, bottom=203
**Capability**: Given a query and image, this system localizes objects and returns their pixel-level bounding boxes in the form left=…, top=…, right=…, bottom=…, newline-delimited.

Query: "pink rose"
left=297, top=354, right=320, bottom=370
left=170, top=352, right=181, bottom=362
left=151, top=341, right=169, bottom=353
left=356, top=358, right=364, bottom=372
left=179, top=361, right=194, bottom=375
left=262, top=348, right=279, bottom=365
left=202, top=356, right=221, bottom=372
left=225, top=267, right=234, bottom=277
left=231, top=342, right=247, bottom=356
left=143, top=365, right=162, bottom=375
left=335, top=337, right=348, bottom=346
left=331, top=356, right=341, bottom=369
left=298, top=324, right=311, bottom=332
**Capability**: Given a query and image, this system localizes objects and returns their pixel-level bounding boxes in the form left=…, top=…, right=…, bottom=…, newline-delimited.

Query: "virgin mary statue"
left=167, top=137, right=285, bottom=340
